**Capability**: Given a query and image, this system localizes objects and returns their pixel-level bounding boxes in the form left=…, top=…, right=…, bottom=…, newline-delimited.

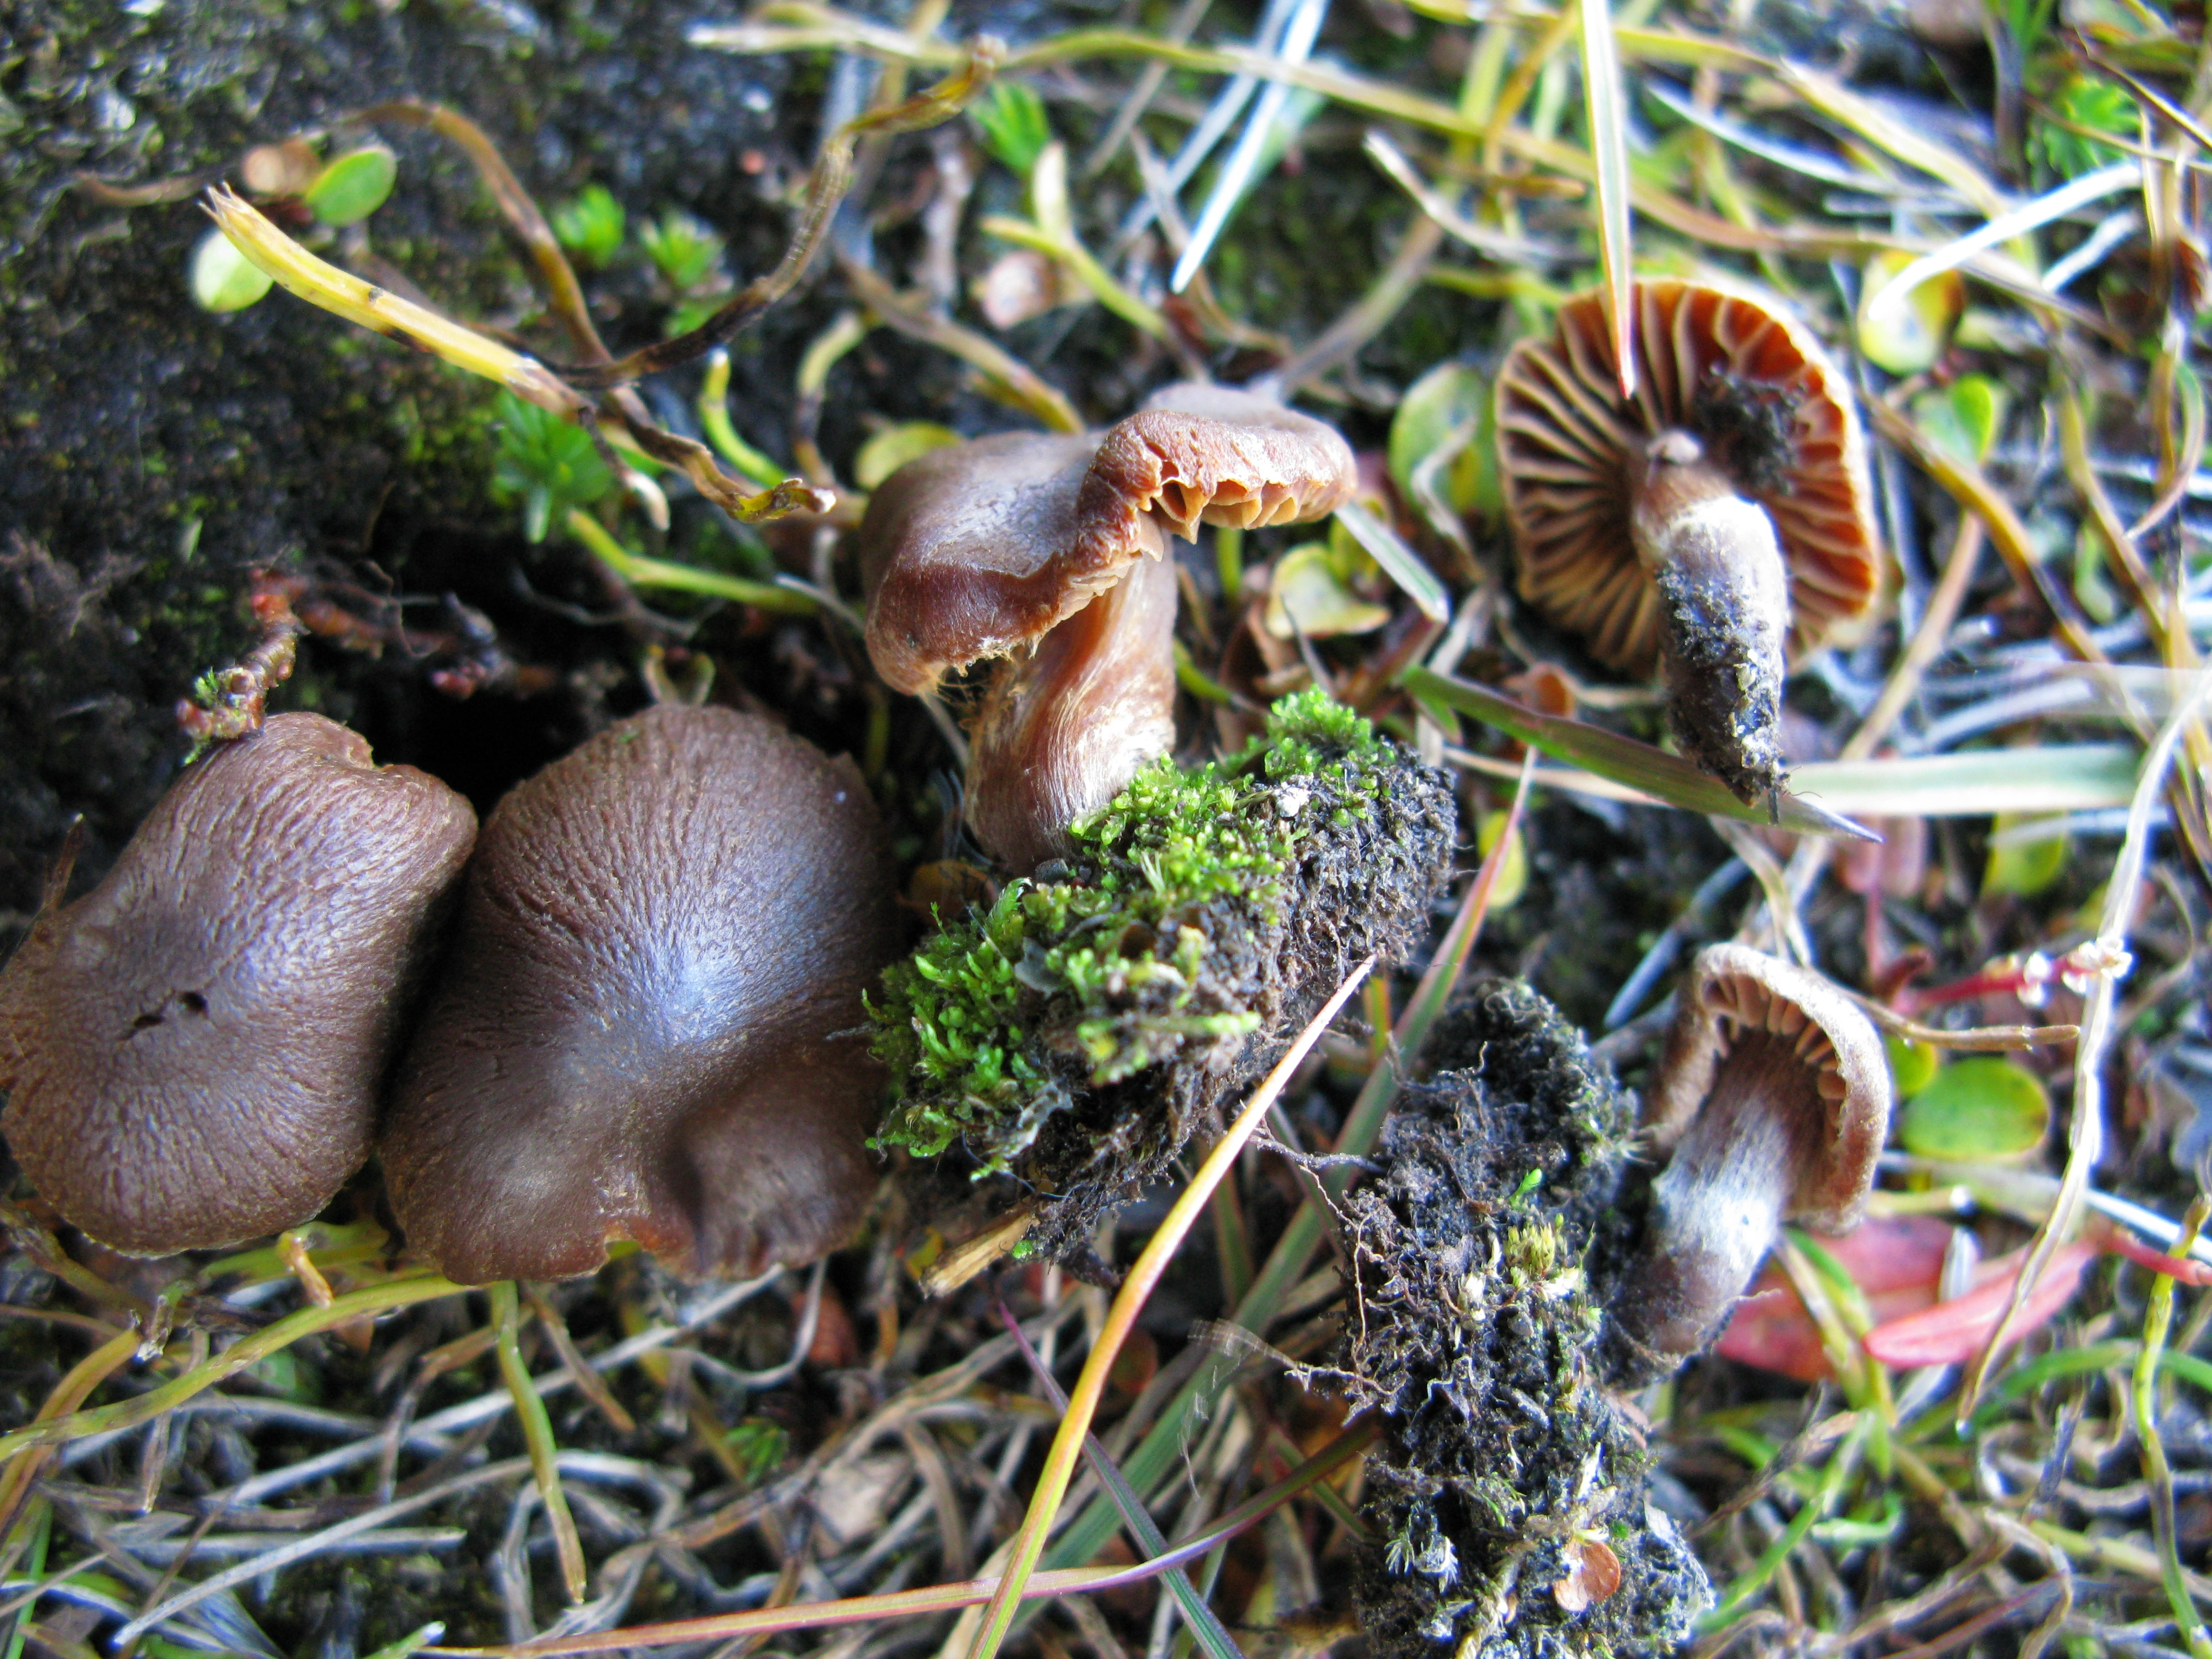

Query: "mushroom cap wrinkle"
left=382, top=705, right=900, bottom=1285
left=0, top=713, right=476, bottom=1255
left=1497, top=276, right=1881, bottom=678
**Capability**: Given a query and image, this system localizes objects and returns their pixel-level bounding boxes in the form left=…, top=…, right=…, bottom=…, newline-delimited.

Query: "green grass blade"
left=1401, top=666, right=1879, bottom=839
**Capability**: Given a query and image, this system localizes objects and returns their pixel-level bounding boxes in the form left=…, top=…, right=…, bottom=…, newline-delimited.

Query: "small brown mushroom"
left=380, top=704, right=900, bottom=1285
left=859, top=384, right=1357, bottom=872
left=1611, top=943, right=1891, bottom=1378
left=1496, top=278, right=1881, bottom=807
left=0, top=714, right=476, bottom=1254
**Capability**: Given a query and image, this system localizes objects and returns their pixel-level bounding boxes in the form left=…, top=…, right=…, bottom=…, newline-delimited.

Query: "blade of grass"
left=0, top=1331, right=139, bottom=1539
left=1401, top=665, right=1879, bottom=839
left=962, top=955, right=1376, bottom=1659
left=1331, top=499, right=1450, bottom=623
left=1960, top=672, right=2212, bottom=1420
left=491, top=1282, right=587, bottom=1605
left=564, top=509, right=818, bottom=612
left=206, top=188, right=590, bottom=419
left=997, top=1305, right=1244, bottom=1659
left=1034, top=751, right=1535, bottom=1594
left=2133, top=1196, right=2212, bottom=1657
left=0, top=1272, right=466, bottom=1462
left=1577, top=0, right=1635, bottom=399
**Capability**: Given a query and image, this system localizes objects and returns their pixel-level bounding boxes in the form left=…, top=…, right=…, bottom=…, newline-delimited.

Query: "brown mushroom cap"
left=1611, top=943, right=1891, bottom=1374
left=1496, top=276, right=1881, bottom=678
left=1647, top=942, right=1890, bottom=1233
left=859, top=384, right=1356, bottom=869
left=380, top=705, right=900, bottom=1285
left=0, top=714, right=476, bottom=1255
left=859, top=384, right=1357, bottom=695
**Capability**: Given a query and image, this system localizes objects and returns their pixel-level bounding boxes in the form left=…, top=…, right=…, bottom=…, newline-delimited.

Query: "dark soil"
left=1322, top=978, right=1712, bottom=1658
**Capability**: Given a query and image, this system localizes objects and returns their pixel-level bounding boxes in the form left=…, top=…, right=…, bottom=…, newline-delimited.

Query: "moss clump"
left=872, top=690, right=1457, bottom=1264
left=1322, top=980, right=1710, bottom=1658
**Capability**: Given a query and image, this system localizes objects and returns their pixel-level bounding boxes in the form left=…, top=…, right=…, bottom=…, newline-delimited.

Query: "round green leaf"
left=188, top=228, right=274, bottom=313
left=1858, top=249, right=1963, bottom=375
left=305, top=144, right=399, bottom=227
left=1984, top=812, right=2069, bottom=899
left=1387, top=362, right=1495, bottom=519
left=1885, top=1032, right=1940, bottom=1098
left=1899, top=1056, right=2051, bottom=1161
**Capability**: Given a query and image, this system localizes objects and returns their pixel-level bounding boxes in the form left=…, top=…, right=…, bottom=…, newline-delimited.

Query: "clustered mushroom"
left=1496, top=277, right=1882, bottom=808
left=0, top=701, right=899, bottom=1285
left=382, top=704, right=900, bottom=1285
left=859, top=382, right=1358, bottom=871
left=0, top=714, right=476, bottom=1254
left=1610, top=943, right=1892, bottom=1380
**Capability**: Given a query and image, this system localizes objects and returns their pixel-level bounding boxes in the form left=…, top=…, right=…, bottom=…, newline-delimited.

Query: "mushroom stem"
left=967, top=550, right=1180, bottom=872
left=1629, top=430, right=1792, bottom=811
left=1616, top=1027, right=1809, bottom=1369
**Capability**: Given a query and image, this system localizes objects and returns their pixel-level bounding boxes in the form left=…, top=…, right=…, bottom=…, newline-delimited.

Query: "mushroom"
left=0, top=714, right=476, bottom=1254
left=1495, top=277, right=1881, bottom=808
left=380, top=703, right=900, bottom=1285
left=1611, top=943, right=1891, bottom=1378
left=858, top=383, right=1358, bottom=872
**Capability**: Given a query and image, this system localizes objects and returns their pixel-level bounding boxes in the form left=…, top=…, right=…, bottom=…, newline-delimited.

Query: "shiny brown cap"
left=381, top=705, right=900, bottom=1285
left=0, top=714, right=476, bottom=1254
left=859, top=384, right=1357, bottom=695
left=1496, top=277, right=1880, bottom=677
left=1648, top=943, right=1890, bottom=1233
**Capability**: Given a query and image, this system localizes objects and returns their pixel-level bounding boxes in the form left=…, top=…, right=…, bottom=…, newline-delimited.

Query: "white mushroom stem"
left=966, top=551, right=1180, bottom=873
left=1621, top=1026, right=1817, bottom=1366
left=1626, top=430, right=1794, bottom=808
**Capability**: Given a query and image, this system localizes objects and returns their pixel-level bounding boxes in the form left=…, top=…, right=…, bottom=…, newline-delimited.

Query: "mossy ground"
left=873, top=690, right=1458, bottom=1266
left=1322, top=979, right=1711, bottom=1659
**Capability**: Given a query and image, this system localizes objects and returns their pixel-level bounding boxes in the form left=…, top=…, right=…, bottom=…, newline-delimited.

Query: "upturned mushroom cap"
left=1646, top=943, right=1890, bottom=1234
left=380, top=705, right=900, bottom=1285
left=1611, top=944, right=1891, bottom=1375
left=1496, top=276, right=1881, bottom=679
left=858, top=384, right=1357, bottom=695
left=0, top=714, right=476, bottom=1254
left=859, top=384, right=1357, bottom=869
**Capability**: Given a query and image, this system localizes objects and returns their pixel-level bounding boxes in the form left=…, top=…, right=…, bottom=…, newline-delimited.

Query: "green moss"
left=874, top=690, right=1401, bottom=1173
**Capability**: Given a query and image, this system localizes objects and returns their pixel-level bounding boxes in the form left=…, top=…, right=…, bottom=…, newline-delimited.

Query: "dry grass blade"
left=962, top=954, right=1376, bottom=1659
left=1577, top=0, right=1636, bottom=399
left=1959, top=671, right=2212, bottom=1420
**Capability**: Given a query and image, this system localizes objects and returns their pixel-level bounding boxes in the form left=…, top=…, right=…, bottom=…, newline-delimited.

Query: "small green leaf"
left=1475, top=810, right=1528, bottom=909
left=855, top=421, right=962, bottom=490
left=489, top=389, right=615, bottom=543
left=1265, top=541, right=1391, bottom=639
left=189, top=227, right=274, bottom=312
left=1885, top=1033, right=1940, bottom=1099
left=640, top=208, right=726, bottom=292
left=304, top=144, right=398, bottom=227
left=2031, top=74, right=2137, bottom=181
left=551, top=183, right=625, bottom=269
left=1900, top=1056, right=2051, bottom=1161
left=1857, top=248, right=1962, bottom=374
left=1911, top=375, right=2008, bottom=468
left=1984, top=811, right=2070, bottom=898
left=1387, top=361, right=1496, bottom=518
left=973, top=80, right=1053, bottom=176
